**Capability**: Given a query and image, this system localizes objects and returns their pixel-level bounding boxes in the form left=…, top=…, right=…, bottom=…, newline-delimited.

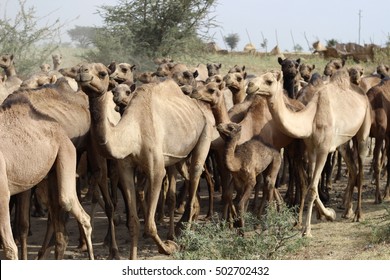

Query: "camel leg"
left=55, top=141, right=93, bottom=260
left=88, top=145, right=120, bottom=259
left=143, top=157, right=178, bottom=256
left=0, top=159, right=18, bottom=259
left=373, top=137, right=384, bottom=204
left=117, top=161, right=140, bottom=260
left=15, top=190, right=31, bottom=260
left=166, top=166, right=177, bottom=240
left=338, top=143, right=358, bottom=219
left=353, top=137, right=369, bottom=222
left=302, top=150, right=336, bottom=237
left=177, top=127, right=211, bottom=229
left=237, top=177, right=256, bottom=228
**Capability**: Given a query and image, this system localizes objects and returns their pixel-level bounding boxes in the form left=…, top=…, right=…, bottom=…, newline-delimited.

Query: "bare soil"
left=2, top=152, right=390, bottom=260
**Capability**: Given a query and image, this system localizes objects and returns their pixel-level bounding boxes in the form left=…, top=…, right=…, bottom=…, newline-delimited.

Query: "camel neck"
left=4, top=64, right=17, bottom=77
left=267, top=81, right=316, bottom=139
left=224, top=137, right=241, bottom=172
left=228, top=86, right=246, bottom=104
left=283, top=77, right=297, bottom=99
left=211, top=96, right=230, bottom=125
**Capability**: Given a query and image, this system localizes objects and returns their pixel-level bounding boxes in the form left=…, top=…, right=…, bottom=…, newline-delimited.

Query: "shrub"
left=173, top=204, right=306, bottom=260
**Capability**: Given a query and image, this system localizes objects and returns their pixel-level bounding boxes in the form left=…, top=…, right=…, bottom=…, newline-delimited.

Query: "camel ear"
left=243, top=72, right=247, bottom=80
left=219, top=81, right=226, bottom=90
left=242, top=65, right=246, bottom=72
left=312, top=64, right=315, bottom=70
left=193, top=70, right=199, bottom=79
left=296, top=58, right=301, bottom=65
left=218, top=63, right=222, bottom=69
left=275, top=70, right=283, bottom=82
left=50, top=75, right=57, bottom=84
left=341, top=59, right=346, bottom=67
left=130, top=83, right=136, bottom=93
left=108, top=61, right=116, bottom=73
left=131, top=65, right=136, bottom=72
left=278, top=57, right=284, bottom=65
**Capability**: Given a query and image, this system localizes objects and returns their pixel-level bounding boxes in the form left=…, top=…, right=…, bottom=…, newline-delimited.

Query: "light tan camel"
left=76, top=63, right=213, bottom=259
left=250, top=69, right=371, bottom=237
left=52, top=54, right=62, bottom=71
left=4, top=78, right=92, bottom=259
left=217, top=122, right=282, bottom=227
left=108, top=62, right=136, bottom=84
left=223, top=71, right=247, bottom=104
left=299, top=63, right=316, bottom=82
left=40, top=63, right=51, bottom=73
left=0, top=54, right=22, bottom=93
left=20, top=72, right=57, bottom=89
left=0, top=96, right=93, bottom=260
left=0, top=76, right=8, bottom=103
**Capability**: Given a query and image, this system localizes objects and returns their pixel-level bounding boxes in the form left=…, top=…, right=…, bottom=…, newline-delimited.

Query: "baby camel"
left=217, top=122, right=282, bottom=227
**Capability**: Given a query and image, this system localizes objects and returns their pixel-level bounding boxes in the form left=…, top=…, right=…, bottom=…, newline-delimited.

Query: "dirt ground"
left=2, top=151, right=390, bottom=260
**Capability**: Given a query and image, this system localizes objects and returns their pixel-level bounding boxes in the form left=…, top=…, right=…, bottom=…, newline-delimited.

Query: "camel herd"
left=0, top=52, right=390, bottom=260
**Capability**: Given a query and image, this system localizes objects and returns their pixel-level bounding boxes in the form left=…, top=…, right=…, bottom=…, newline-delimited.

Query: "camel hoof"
left=158, top=240, right=179, bottom=255
left=342, top=208, right=354, bottom=219
left=326, top=208, right=336, bottom=221
left=353, top=213, right=364, bottom=222
left=302, top=228, right=312, bottom=238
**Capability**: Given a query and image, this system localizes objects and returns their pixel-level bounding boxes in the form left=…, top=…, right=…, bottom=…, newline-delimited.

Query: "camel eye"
left=208, top=88, right=215, bottom=94
left=126, top=90, right=131, bottom=96
left=237, top=77, right=242, bottom=82
left=121, top=68, right=128, bottom=73
left=99, top=71, right=107, bottom=78
left=266, top=79, right=273, bottom=86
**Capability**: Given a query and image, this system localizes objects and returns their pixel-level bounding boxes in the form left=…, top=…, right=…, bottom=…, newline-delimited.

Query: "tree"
left=87, top=0, right=218, bottom=65
left=224, top=33, right=239, bottom=51
left=0, top=0, right=64, bottom=77
left=326, top=39, right=339, bottom=48
left=67, top=25, right=97, bottom=48
left=293, top=44, right=303, bottom=53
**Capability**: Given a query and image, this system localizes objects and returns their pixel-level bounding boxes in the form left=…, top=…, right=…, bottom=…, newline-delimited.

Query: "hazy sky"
left=1, top=0, right=389, bottom=52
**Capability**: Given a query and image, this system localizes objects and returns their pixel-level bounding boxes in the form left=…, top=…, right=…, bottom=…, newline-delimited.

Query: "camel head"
left=246, top=71, right=283, bottom=97
left=299, top=63, right=315, bottom=82
left=228, top=65, right=245, bottom=74
left=40, top=63, right=51, bottom=73
left=112, top=82, right=136, bottom=108
left=135, top=71, right=158, bottom=84
left=377, top=63, right=390, bottom=78
left=207, top=63, right=222, bottom=77
left=154, top=62, right=176, bottom=77
left=206, top=74, right=224, bottom=85
left=324, top=58, right=345, bottom=76
left=223, top=72, right=246, bottom=91
left=172, top=70, right=198, bottom=87
left=348, top=66, right=364, bottom=85
left=59, top=64, right=82, bottom=79
left=278, top=57, right=300, bottom=78
left=190, top=81, right=225, bottom=107
left=216, top=122, right=242, bottom=142
left=108, top=62, right=136, bottom=83
left=0, top=54, right=15, bottom=70
left=76, top=63, right=111, bottom=97
left=52, top=54, right=62, bottom=65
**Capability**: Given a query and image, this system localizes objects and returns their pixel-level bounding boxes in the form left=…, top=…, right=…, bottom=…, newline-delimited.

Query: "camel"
left=348, top=65, right=381, bottom=93
left=76, top=63, right=213, bottom=259
left=108, top=62, right=136, bottom=84
left=216, top=122, right=282, bottom=227
left=19, top=72, right=58, bottom=89
left=207, top=63, right=222, bottom=77
left=0, top=96, right=93, bottom=260
left=40, top=63, right=51, bottom=73
left=299, top=63, right=315, bottom=83
left=323, top=58, right=345, bottom=77
left=0, top=76, right=8, bottom=103
left=135, top=71, right=161, bottom=84
left=278, top=57, right=301, bottom=99
left=112, top=82, right=136, bottom=114
left=377, top=63, right=389, bottom=78
left=249, top=69, right=371, bottom=237
left=0, top=54, right=22, bottom=93
left=154, top=61, right=188, bottom=78
left=366, top=78, right=390, bottom=203
left=191, top=80, right=304, bottom=223
left=52, top=54, right=62, bottom=71
left=223, top=71, right=247, bottom=104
